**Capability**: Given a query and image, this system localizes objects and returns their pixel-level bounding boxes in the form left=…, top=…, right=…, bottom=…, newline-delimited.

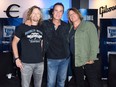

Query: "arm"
left=86, top=22, right=99, bottom=64
left=12, top=36, right=23, bottom=70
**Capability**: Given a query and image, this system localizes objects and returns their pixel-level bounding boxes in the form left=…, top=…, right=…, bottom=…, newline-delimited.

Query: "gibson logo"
left=99, top=5, right=116, bottom=17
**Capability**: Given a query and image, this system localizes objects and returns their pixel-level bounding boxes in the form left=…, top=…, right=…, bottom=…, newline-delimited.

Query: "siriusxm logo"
left=107, top=26, right=116, bottom=38
left=3, top=26, right=15, bottom=37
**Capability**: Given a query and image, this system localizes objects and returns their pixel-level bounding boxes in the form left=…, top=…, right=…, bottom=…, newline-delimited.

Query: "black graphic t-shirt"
left=15, top=24, right=43, bottom=63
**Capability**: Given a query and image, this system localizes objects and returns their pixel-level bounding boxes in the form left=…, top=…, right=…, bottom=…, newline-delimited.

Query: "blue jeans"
left=47, top=57, right=70, bottom=87
left=21, top=62, right=44, bottom=87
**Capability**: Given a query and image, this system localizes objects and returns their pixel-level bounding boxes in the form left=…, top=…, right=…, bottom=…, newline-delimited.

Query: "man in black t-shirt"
left=12, top=6, right=44, bottom=87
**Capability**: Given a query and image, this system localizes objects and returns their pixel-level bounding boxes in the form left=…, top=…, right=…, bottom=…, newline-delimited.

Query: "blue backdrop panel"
left=79, top=9, right=98, bottom=27
left=0, top=18, right=23, bottom=52
left=100, top=19, right=116, bottom=78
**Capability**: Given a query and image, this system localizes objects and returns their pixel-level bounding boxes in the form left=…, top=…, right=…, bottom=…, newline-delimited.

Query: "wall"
left=80, top=0, right=89, bottom=9
left=89, top=0, right=116, bottom=25
left=0, top=0, right=71, bottom=20
left=0, top=0, right=71, bottom=52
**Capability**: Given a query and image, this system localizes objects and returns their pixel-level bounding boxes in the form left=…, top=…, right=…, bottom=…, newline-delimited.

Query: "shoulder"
left=61, top=20, right=69, bottom=26
left=61, top=21, right=70, bottom=32
left=61, top=20, right=70, bottom=29
left=83, top=21, right=97, bottom=32
left=16, top=23, right=23, bottom=30
left=80, top=21, right=96, bottom=30
left=17, top=23, right=28, bottom=28
left=15, top=23, right=29, bottom=32
left=84, top=21, right=95, bottom=26
left=42, top=19, right=52, bottom=25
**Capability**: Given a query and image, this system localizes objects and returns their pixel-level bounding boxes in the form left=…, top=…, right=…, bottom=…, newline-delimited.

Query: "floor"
left=67, top=77, right=108, bottom=87
left=0, top=77, right=20, bottom=87
left=0, top=76, right=108, bottom=87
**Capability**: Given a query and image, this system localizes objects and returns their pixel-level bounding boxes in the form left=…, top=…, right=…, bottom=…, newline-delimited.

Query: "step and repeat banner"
left=0, top=0, right=99, bottom=78
left=100, top=19, right=116, bottom=78
left=0, top=18, right=23, bottom=52
left=79, top=9, right=98, bottom=27
left=0, top=0, right=71, bottom=19
left=89, top=0, right=116, bottom=26
left=89, top=0, right=116, bottom=79
left=0, top=0, right=71, bottom=52
left=0, top=0, right=71, bottom=80
left=0, top=0, right=116, bottom=79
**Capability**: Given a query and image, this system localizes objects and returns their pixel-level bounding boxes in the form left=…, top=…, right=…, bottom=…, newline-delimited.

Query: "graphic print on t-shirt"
left=25, top=29, right=42, bottom=43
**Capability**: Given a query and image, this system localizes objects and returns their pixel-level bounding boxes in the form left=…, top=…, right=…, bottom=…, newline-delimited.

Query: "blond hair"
left=26, top=6, right=43, bottom=25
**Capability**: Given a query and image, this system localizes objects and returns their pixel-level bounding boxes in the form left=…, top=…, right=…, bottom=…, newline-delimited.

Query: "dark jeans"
left=73, top=60, right=102, bottom=87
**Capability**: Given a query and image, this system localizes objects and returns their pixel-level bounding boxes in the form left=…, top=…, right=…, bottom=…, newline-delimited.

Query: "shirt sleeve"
left=14, top=24, right=23, bottom=39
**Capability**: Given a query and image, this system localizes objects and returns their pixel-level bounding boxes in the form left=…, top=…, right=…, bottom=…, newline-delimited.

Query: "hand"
left=15, top=59, right=23, bottom=70
left=86, top=60, right=94, bottom=64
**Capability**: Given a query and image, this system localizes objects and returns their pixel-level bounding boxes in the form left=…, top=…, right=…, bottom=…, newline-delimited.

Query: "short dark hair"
left=49, top=8, right=53, bottom=18
left=53, top=2, right=64, bottom=13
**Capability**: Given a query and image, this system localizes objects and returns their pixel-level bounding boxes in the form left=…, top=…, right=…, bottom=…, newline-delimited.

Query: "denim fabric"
left=21, top=62, right=44, bottom=87
left=47, top=57, right=70, bottom=87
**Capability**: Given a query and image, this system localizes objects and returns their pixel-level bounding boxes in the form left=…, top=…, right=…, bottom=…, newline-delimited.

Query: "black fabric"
left=108, top=54, right=116, bottom=87
left=43, top=20, right=70, bottom=59
left=0, top=52, right=13, bottom=80
left=69, top=28, right=76, bottom=78
left=72, top=60, right=102, bottom=87
left=0, top=77, right=21, bottom=87
left=15, top=24, right=43, bottom=63
left=69, top=27, right=76, bottom=55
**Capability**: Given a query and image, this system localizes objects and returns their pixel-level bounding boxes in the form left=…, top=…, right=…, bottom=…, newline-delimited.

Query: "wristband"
left=14, top=57, right=19, bottom=61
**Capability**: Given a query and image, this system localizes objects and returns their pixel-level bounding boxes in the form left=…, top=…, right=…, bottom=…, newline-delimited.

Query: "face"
left=68, top=10, right=80, bottom=23
left=52, top=5, right=64, bottom=20
left=30, top=8, right=41, bottom=22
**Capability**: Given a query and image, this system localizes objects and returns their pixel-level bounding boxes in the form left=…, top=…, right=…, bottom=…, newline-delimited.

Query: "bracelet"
left=14, top=57, right=19, bottom=61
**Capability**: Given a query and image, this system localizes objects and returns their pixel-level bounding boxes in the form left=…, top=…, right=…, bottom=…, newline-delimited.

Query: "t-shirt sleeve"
left=14, top=25, right=23, bottom=39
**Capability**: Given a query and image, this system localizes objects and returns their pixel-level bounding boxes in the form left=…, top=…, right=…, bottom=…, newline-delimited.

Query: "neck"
left=31, top=20, right=38, bottom=26
left=73, top=20, right=81, bottom=30
left=52, top=18, right=61, bottom=26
